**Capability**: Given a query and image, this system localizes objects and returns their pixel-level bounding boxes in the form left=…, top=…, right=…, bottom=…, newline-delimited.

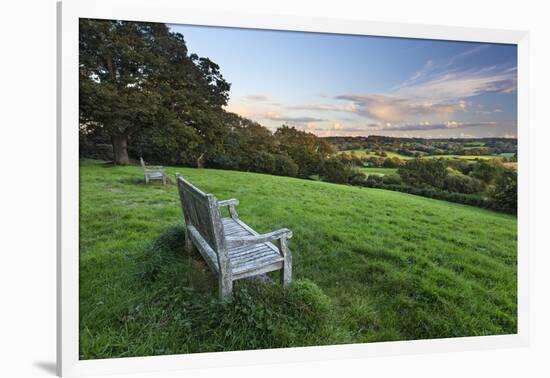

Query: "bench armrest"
left=225, top=228, right=292, bottom=249
left=145, top=165, right=164, bottom=170
left=218, top=199, right=240, bottom=219
left=218, top=199, right=239, bottom=207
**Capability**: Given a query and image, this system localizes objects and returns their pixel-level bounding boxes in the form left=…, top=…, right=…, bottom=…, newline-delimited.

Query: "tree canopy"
left=79, top=19, right=230, bottom=164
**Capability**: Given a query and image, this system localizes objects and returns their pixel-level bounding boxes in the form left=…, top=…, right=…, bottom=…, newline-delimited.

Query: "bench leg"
left=162, top=174, right=167, bottom=185
left=145, top=174, right=149, bottom=184
left=281, top=256, right=292, bottom=288
left=219, top=275, right=233, bottom=301
left=184, top=229, right=194, bottom=253
left=280, top=238, right=292, bottom=288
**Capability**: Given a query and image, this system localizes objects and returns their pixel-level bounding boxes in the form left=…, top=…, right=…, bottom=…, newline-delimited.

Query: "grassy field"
left=340, top=149, right=511, bottom=161
left=424, top=154, right=510, bottom=160
left=359, top=167, right=398, bottom=176
left=339, top=149, right=413, bottom=160
left=80, top=159, right=517, bottom=359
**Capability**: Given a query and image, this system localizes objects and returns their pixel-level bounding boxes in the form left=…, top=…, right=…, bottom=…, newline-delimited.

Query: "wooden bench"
left=140, top=157, right=167, bottom=185
left=176, top=174, right=292, bottom=300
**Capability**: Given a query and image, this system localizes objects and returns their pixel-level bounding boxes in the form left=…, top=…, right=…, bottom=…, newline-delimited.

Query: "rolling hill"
left=79, top=159, right=517, bottom=358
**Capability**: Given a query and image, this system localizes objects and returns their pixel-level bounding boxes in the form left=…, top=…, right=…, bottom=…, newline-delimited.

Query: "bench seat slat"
left=222, top=217, right=283, bottom=276
left=232, top=249, right=282, bottom=267
left=232, top=254, right=283, bottom=276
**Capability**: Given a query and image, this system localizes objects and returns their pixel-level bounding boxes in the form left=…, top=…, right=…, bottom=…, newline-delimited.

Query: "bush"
left=284, top=279, right=332, bottom=330
left=366, top=174, right=384, bottom=187
left=382, top=157, right=404, bottom=168
left=249, top=151, right=277, bottom=174
left=382, top=173, right=402, bottom=185
left=489, top=170, right=517, bottom=213
left=273, top=154, right=299, bottom=177
left=470, top=159, right=504, bottom=184
left=444, top=173, right=484, bottom=194
left=359, top=181, right=492, bottom=210
left=349, top=171, right=367, bottom=185
left=446, top=159, right=471, bottom=175
left=207, top=152, right=241, bottom=170
left=321, top=159, right=350, bottom=184
left=398, top=159, right=448, bottom=189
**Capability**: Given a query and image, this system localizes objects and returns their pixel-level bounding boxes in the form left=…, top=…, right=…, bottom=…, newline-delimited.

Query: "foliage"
left=489, top=170, right=518, bottom=213
left=398, top=159, right=448, bottom=189
left=444, top=172, right=484, bottom=194
left=366, top=173, right=384, bottom=186
left=470, top=159, right=504, bottom=183
left=381, top=173, right=402, bottom=185
left=275, top=126, right=334, bottom=178
left=325, top=135, right=517, bottom=158
left=79, top=19, right=230, bottom=164
left=320, top=158, right=361, bottom=184
left=361, top=181, right=491, bottom=209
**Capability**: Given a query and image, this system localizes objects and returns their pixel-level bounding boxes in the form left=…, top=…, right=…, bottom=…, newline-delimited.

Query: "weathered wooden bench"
left=140, top=157, right=167, bottom=185
left=176, top=174, right=292, bottom=300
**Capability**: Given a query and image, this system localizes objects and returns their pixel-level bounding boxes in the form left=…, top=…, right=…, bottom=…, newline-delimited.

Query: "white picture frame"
left=57, top=0, right=529, bottom=376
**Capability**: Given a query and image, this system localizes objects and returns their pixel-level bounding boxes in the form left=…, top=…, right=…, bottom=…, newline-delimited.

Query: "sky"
left=169, top=23, right=517, bottom=139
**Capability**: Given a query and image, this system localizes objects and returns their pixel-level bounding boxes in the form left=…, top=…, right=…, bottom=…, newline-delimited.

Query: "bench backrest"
left=176, top=175, right=226, bottom=255
left=139, top=157, right=146, bottom=169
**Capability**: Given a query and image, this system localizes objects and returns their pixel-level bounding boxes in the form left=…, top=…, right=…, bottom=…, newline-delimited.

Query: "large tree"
left=274, top=126, right=334, bottom=177
left=79, top=19, right=230, bottom=164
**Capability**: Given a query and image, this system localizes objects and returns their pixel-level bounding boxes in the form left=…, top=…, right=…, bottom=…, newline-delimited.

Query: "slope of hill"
left=79, top=159, right=517, bottom=358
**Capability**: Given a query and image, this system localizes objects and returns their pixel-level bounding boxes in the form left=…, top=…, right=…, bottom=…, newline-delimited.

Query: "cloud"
left=293, top=120, right=497, bottom=137
left=444, top=44, right=491, bottom=67
left=476, top=108, right=503, bottom=115
left=334, top=94, right=468, bottom=123
left=393, top=66, right=517, bottom=104
left=393, top=59, right=433, bottom=89
left=245, top=94, right=270, bottom=101
left=286, top=103, right=358, bottom=112
left=365, top=121, right=496, bottom=132
left=264, top=113, right=326, bottom=124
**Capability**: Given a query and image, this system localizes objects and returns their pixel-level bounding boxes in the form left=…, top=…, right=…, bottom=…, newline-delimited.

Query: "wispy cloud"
left=393, top=65, right=517, bottom=104
left=245, top=94, right=271, bottom=102
left=309, top=121, right=496, bottom=133
left=365, top=121, right=496, bottom=132
left=334, top=94, right=468, bottom=123
left=264, top=113, right=326, bottom=124
left=393, top=59, right=433, bottom=89
left=444, top=44, right=491, bottom=67
left=286, top=103, right=358, bottom=113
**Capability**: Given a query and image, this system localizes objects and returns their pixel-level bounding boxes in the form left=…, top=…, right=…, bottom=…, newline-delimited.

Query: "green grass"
left=340, top=149, right=510, bottom=161
left=339, top=149, right=413, bottom=160
left=359, top=167, right=398, bottom=176
left=463, top=143, right=486, bottom=149
left=80, top=159, right=517, bottom=359
left=424, top=154, right=508, bottom=160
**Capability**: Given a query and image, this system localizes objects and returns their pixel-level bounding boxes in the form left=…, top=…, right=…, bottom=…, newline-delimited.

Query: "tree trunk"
left=196, top=152, right=205, bottom=168
left=111, top=135, right=130, bottom=165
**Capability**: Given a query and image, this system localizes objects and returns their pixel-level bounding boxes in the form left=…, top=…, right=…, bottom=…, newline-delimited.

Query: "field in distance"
left=339, top=149, right=513, bottom=161
left=360, top=167, right=398, bottom=176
